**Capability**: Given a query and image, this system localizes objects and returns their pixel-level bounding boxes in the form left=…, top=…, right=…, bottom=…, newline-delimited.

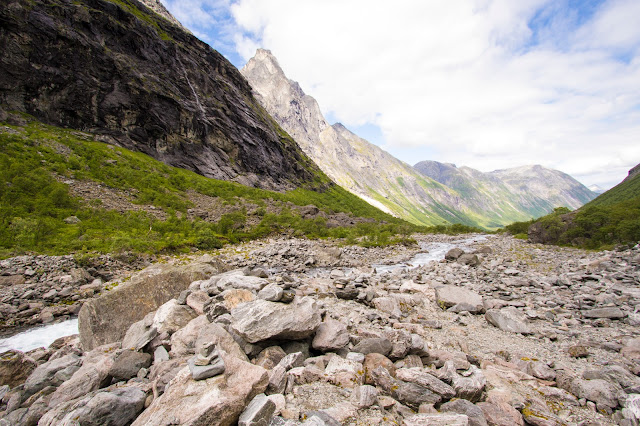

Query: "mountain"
left=0, top=0, right=419, bottom=257
left=0, top=0, right=323, bottom=191
left=526, top=163, right=640, bottom=248
left=242, top=49, right=596, bottom=229
left=414, top=161, right=597, bottom=221
left=489, top=165, right=597, bottom=212
left=241, top=49, right=495, bottom=227
left=588, top=184, right=606, bottom=194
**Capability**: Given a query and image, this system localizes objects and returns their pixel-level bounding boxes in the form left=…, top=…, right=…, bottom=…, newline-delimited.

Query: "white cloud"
left=173, top=0, right=639, bottom=189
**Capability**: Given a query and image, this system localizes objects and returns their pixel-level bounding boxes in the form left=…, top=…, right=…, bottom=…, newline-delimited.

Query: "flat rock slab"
left=582, top=307, right=626, bottom=319
left=435, top=285, right=484, bottom=313
left=404, top=413, right=470, bottom=425
left=230, top=297, right=321, bottom=343
left=485, top=307, right=532, bottom=334
left=79, top=261, right=216, bottom=350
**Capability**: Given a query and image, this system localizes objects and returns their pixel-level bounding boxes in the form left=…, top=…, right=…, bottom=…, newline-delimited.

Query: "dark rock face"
left=0, top=0, right=322, bottom=191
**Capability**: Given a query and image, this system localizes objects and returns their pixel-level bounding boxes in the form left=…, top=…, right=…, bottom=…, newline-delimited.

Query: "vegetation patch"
left=1, top=119, right=449, bottom=257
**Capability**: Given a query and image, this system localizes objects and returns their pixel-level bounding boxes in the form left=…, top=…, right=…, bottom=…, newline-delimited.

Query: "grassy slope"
left=0, top=119, right=426, bottom=257
left=502, top=173, right=640, bottom=249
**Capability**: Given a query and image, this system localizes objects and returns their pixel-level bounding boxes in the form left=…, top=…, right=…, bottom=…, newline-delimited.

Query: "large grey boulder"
left=38, top=386, right=147, bottom=426
left=238, top=393, right=276, bottom=426
left=395, top=368, right=456, bottom=399
left=312, top=319, right=349, bottom=352
left=79, top=261, right=216, bottom=350
left=23, top=354, right=82, bottom=398
left=352, top=338, right=393, bottom=357
left=230, top=297, right=321, bottom=343
left=108, top=350, right=152, bottom=382
left=570, top=378, right=624, bottom=413
left=435, top=285, right=484, bottom=314
left=152, top=299, right=198, bottom=335
left=47, top=344, right=118, bottom=407
left=485, top=307, right=532, bottom=334
left=131, top=352, right=268, bottom=425
left=369, top=366, right=441, bottom=409
left=437, top=361, right=486, bottom=402
left=440, top=398, right=488, bottom=426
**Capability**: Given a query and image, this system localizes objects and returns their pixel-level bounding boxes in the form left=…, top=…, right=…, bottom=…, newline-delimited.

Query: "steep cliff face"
left=414, top=161, right=598, bottom=222
left=242, top=49, right=480, bottom=227
left=0, top=0, right=323, bottom=191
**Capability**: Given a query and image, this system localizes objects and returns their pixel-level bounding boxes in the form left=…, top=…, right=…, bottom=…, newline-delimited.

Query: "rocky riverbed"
left=0, top=234, right=639, bottom=425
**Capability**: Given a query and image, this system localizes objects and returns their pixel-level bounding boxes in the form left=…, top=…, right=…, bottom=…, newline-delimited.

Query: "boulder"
left=570, top=378, right=623, bottom=413
left=108, top=350, right=152, bottom=382
left=370, top=366, right=441, bottom=409
left=230, top=297, right=321, bottom=343
left=152, top=299, right=198, bottom=335
left=440, top=399, right=487, bottom=426
left=121, top=312, right=157, bottom=351
left=353, top=385, right=378, bottom=408
left=582, top=307, right=626, bottom=319
left=0, top=350, right=37, bottom=388
left=131, top=352, right=269, bottom=425
left=477, top=400, right=524, bottom=426
left=257, top=284, right=284, bottom=302
left=47, top=344, right=118, bottom=407
left=79, top=261, right=216, bottom=350
left=254, top=346, right=286, bottom=370
left=238, top=393, right=276, bottom=426
left=395, top=368, right=456, bottom=399
left=435, top=286, right=484, bottom=314
left=352, top=337, right=393, bottom=356
left=312, top=319, right=349, bottom=352
left=445, top=248, right=465, bottom=261
left=23, top=354, right=82, bottom=398
left=437, top=361, right=486, bottom=402
left=216, top=275, right=269, bottom=292
left=38, top=386, right=147, bottom=426
left=485, top=307, right=532, bottom=334
left=404, top=414, right=470, bottom=426
left=457, top=254, right=480, bottom=267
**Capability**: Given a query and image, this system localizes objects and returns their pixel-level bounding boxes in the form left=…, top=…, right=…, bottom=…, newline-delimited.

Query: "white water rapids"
left=0, top=318, right=79, bottom=353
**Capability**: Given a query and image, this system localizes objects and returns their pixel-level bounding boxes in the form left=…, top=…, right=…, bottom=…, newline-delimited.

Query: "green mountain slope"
left=506, top=164, right=640, bottom=249
left=0, top=118, right=419, bottom=257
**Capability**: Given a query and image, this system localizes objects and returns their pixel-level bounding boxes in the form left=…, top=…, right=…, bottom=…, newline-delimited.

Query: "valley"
left=0, top=0, right=637, bottom=425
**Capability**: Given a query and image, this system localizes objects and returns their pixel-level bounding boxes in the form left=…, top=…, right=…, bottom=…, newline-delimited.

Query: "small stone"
left=568, top=345, right=589, bottom=358
left=187, top=355, right=225, bottom=380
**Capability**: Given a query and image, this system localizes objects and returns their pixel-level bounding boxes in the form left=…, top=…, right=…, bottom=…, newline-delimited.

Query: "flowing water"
left=0, top=318, right=79, bottom=353
left=0, top=235, right=488, bottom=353
left=373, top=234, right=488, bottom=273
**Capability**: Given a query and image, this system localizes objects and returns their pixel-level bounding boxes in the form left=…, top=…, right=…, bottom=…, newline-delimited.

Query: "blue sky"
left=161, top=0, right=640, bottom=189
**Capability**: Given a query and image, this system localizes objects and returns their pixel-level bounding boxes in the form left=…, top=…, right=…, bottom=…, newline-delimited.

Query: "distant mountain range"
left=242, top=49, right=597, bottom=229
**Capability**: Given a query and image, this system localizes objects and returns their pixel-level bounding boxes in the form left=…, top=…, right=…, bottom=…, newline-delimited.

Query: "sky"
left=160, top=0, right=640, bottom=190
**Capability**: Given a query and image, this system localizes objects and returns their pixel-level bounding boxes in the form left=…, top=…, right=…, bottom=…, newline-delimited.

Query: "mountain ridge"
left=242, top=49, right=597, bottom=229
left=0, top=0, right=324, bottom=192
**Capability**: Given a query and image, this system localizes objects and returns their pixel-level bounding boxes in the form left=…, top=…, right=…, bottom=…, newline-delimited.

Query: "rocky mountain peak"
left=241, top=49, right=330, bottom=152
left=138, top=0, right=186, bottom=30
